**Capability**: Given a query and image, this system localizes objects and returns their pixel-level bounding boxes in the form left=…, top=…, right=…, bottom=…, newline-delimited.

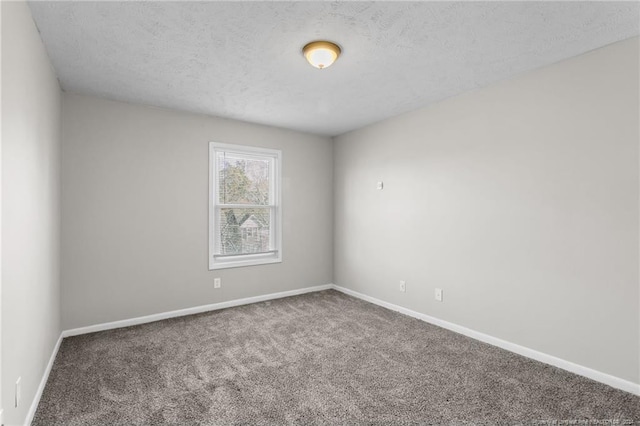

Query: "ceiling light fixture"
left=302, top=41, right=341, bottom=69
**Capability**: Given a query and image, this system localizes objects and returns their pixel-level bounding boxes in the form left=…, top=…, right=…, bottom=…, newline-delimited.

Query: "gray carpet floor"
left=34, top=290, right=639, bottom=425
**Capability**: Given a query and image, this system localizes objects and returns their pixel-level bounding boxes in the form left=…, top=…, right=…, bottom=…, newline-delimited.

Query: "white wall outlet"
left=399, top=280, right=406, bottom=292
left=376, top=181, right=384, bottom=190
left=15, top=377, right=21, bottom=408
left=435, top=288, right=443, bottom=302
left=214, top=278, right=221, bottom=289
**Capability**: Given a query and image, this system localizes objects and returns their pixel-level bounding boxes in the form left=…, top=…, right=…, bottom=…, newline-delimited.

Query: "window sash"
left=216, top=151, right=274, bottom=206
left=212, top=205, right=277, bottom=256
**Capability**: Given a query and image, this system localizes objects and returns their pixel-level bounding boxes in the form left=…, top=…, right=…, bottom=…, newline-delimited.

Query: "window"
left=209, top=142, right=282, bottom=269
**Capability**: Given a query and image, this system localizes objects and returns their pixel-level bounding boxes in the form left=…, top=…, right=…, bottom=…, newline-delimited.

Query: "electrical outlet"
left=214, top=278, right=221, bottom=289
left=15, top=377, right=21, bottom=408
left=376, top=181, right=384, bottom=190
left=435, top=288, right=443, bottom=302
left=399, top=280, right=406, bottom=292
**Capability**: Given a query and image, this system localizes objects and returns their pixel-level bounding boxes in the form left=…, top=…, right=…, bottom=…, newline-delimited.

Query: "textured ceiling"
left=28, top=1, right=639, bottom=136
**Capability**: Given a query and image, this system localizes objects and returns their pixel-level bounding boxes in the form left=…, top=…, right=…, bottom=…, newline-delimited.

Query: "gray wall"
left=61, top=94, right=333, bottom=330
left=334, top=37, right=639, bottom=384
left=1, top=1, right=62, bottom=424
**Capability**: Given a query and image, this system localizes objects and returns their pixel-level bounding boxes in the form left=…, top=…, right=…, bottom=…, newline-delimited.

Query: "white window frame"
left=209, top=142, right=282, bottom=270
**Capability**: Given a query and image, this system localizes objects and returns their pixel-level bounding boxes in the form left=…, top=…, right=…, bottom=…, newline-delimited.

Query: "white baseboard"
left=331, top=284, right=640, bottom=396
left=26, top=284, right=332, bottom=425
left=62, top=284, right=333, bottom=338
left=25, top=333, right=63, bottom=426
left=30, top=281, right=637, bottom=425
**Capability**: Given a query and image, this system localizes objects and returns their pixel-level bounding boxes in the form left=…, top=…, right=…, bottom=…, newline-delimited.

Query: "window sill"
left=209, top=254, right=282, bottom=270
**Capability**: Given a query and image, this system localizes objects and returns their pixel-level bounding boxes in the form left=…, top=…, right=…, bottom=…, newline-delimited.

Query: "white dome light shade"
left=303, top=41, right=341, bottom=69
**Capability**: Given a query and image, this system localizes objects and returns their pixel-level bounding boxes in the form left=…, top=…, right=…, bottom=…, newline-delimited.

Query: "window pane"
left=217, top=207, right=271, bottom=255
left=217, top=152, right=271, bottom=205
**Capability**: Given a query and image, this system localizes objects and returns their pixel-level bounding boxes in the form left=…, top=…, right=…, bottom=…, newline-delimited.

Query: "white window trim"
left=208, top=142, right=282, bottom=270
